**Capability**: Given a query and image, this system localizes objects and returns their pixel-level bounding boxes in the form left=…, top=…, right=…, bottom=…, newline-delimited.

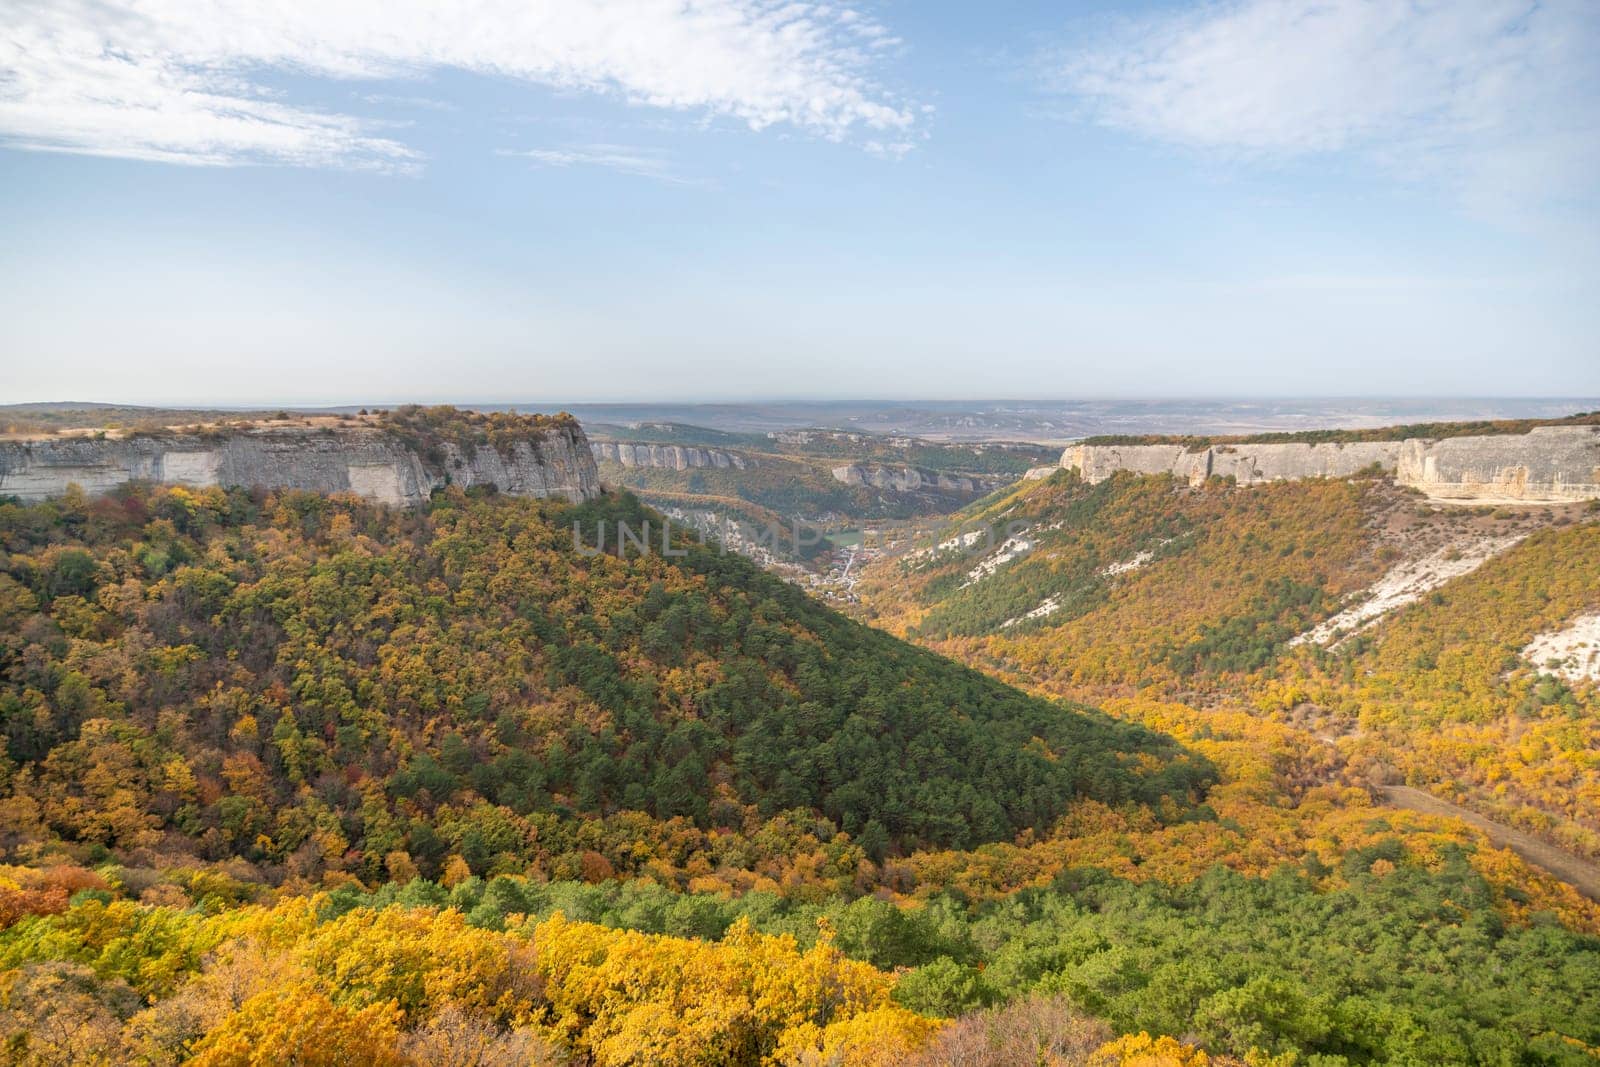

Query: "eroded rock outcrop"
left=0, top=420, right=601, bottom=506
left=591, top=442, right=753, bottom=471
left=1395, top=427, right=1600, bottom=502
left=1062, top=425, right=1600, bottom=503
left=829, top=464, right=999, bottom=493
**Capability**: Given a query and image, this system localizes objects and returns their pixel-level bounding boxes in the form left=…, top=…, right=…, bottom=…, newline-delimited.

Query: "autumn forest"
left=2, top=417, right=1599, bottom=1066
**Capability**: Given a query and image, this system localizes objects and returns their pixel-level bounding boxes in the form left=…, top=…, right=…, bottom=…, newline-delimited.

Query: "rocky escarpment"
left=1063, top=425, right=1600, bottom=503
left=830, top=464, right=1001, bottom=493
left=0, top=421, right=601, bottom=506
left=1393, top=428, right=1600, bottom=501
left=1066, top=439, right=1402, bottom=487
left=592, top=442, right=754, bottom=471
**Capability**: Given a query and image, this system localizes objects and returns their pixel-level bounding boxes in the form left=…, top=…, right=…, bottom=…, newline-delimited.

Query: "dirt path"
left=1380, top=785, right=1600, bottom=901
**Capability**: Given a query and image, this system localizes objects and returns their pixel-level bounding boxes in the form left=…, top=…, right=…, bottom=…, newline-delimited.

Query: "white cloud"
left=361, top=94, right=458, bottom=112
left=0, top=0, right=915, bottom=169
left=1051, top=0, right=1600, bottom=215
left=498, top=143, right=692, bottom=183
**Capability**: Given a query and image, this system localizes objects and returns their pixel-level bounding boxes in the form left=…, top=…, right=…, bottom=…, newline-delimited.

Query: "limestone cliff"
left=1062, top=425, right=1600, bottom=503
left=592, top=442, right=754, bottom=471
left=1394, top=427, right=1600, bottom=501
left=0, top=419, right=601, bottom=506
left=1065, top=440, right=1401, bottom=486
left=829, top=464, right=1000, bottom=494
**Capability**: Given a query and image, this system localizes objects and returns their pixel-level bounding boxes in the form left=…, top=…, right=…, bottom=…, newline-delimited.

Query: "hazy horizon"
left=8, top=394, right=1598, bottom=410
left=8, top=395, right=1596, bottom=445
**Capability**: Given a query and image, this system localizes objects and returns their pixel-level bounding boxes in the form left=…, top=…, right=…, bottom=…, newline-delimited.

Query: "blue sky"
left=2, top=0, right=1597, bottom=405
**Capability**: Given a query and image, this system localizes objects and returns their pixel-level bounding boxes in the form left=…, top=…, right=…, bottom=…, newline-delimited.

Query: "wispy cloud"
left=1046, top=0, right=1600, bottom=218
left=360, top=94, right=458, bottom=113
left=0, top=0, right=917, bottom=170
left=498, top=143, right=696, bottom=184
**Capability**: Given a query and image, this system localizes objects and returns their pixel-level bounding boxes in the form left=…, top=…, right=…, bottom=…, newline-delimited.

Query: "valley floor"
left=1381, top=785, right=1600, bottom=901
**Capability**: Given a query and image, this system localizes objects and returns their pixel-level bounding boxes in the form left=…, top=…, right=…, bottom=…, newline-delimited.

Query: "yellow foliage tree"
left=187, top=983, right=406, bottom=1067
left=1092, top=1031, right=1211, bottom=1066
left=533, top=913, right=935, bottom=1066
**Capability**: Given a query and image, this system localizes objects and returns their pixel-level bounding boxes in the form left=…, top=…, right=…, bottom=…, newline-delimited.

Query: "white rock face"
left=1000, top=594, right=1063, bottom=629
left=346, top=463, right=411, bottom=506
left=1065, top=444, right=1214, bottom=486
left=1062, top=425, right=1600, bottom=503
left=1292, top=533, right=1527, bottom=647
left=963, top=531, right=1035, bottom=586
left=447, top=436, right=599, bottom=500
left=1101, top=550, right=1155, bottom=577
left=905, top=528, right=990, bottom=564
left=0, top=460, right=142, bottom=498
left=160, top=451, right=224, bottom=486
left=1396, top=427, right=1600, bottom=502
left=1211, top=441, right=1402, bottom=483
left=830, top=464, right=996, bottom=493
left=0, top=424, right=601, bottom=506
left=592, top=442, right=752, bottom=471
left=1522, top=613, right=1600, bottom=682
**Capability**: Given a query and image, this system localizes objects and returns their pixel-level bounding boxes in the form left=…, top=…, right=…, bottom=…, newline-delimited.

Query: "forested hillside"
left=857, top=470, right=1381, bottom=655
left=1269, top=522, right=1600, bottom=861
left=0, top=484, right=1206, bottom=885
left=4, top=476, right=1600, bottom=1065
left=853, top=469, right=1429, bottom=698
left=855, top=468, right=1600, bottom=870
